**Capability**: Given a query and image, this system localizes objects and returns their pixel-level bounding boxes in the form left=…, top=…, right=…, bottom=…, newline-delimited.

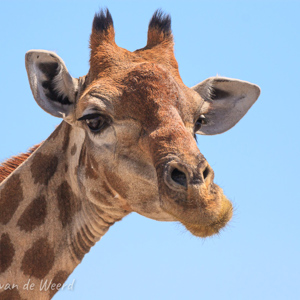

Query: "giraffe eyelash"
left=77, top=113, right=103, bottom=121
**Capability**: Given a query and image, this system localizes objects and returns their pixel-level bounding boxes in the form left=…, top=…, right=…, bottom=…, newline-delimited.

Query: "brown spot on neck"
left=30, top=152, right=58, bottom=185
left=0, top=288, right=22, bottom=300
left=17, top=195, right=47, bottom=232
left=21, top=237, right=55, bottom=279
left=57, top=181, right=81, bottom=228
left=0, top=233, right=15, bottom=274
left=0, top=174, right=23, bottom=225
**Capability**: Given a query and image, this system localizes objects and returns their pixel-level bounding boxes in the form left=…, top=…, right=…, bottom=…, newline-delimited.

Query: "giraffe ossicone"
left=0, top=9, right=260, bottom=299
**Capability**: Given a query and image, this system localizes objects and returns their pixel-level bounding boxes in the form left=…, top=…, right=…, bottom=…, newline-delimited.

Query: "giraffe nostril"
left=203, top=166, right=210, bottom=180
left=171, top=168, right=187, bottom=188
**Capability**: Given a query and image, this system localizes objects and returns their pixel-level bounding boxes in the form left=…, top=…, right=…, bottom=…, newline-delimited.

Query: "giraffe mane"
left=0, top=144, right=41, bottom=183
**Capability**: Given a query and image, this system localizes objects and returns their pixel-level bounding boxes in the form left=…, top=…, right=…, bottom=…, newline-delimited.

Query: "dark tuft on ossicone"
left=93, top=8, right=113, bottom=32
left=149, top=9, right=171, bottom=35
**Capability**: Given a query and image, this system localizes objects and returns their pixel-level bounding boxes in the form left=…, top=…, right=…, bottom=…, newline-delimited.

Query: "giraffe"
left=0, top=9, right=260, bottom=299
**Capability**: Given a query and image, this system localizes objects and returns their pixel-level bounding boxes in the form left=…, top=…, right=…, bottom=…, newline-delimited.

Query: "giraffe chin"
left=182, top=194, right=233, bottom=238
left=161, top=185, right=233, bottom=238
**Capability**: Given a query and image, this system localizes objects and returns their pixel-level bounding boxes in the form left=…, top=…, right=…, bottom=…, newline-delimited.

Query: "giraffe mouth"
left=181, top=194, right=233, bottom=237
left=161, top=183, right=233, bottom=237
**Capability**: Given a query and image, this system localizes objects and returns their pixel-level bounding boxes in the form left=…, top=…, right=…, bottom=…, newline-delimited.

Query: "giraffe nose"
left=164, top=160, right=213, bottom=191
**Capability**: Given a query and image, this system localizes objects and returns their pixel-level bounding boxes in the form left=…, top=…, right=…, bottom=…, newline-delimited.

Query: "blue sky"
left=1, top=1, right=299, bottom=299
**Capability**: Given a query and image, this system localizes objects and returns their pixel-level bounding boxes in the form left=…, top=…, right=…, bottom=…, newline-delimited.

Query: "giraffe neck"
left=0, top=121, right=129, bottom=299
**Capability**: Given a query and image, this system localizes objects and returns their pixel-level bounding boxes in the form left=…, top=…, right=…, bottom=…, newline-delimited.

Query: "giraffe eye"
left=78, top=113, right=109, bottom=133
left=194, top=115, right=206, bottom=132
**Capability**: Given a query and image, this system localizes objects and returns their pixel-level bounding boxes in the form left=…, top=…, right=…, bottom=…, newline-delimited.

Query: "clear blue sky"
left=1, top=1, right=299, bottom=299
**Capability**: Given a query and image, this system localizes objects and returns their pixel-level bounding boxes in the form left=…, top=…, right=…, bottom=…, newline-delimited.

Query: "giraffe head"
left=25, top=10, right=260, bottom=237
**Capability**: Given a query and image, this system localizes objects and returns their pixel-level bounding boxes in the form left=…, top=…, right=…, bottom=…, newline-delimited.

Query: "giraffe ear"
left=25, top=50, right=78, bottom=120
left=192, top=77, right=260, bottom=135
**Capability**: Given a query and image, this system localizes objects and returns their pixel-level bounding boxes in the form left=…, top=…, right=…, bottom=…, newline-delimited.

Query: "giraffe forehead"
left=116, top=64, right=197, bottom=130
left=115, top=64, right=185, bottom=122
left=121, top=63, right=181, bottom=103
left=78, top=63, right=198, bottom=129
